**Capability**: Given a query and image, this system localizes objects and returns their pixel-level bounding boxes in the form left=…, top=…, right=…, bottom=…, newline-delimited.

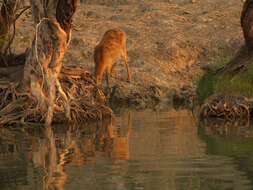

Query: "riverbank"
left=12, top=0, right=245, bottom=110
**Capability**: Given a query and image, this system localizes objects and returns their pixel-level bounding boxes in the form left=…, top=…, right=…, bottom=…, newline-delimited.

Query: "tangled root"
left=200, top=94, right=251, bottom=120
left=0, top=66, right=112, bottom=127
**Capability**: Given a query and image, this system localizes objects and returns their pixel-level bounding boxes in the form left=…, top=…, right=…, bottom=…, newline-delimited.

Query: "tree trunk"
left=0, top=0, right=112, bottom=126
left=217, top=0, right=253, bottom=75
left=22, top=0, right=77, bottom=125
left=0, top=0, right=20, bottom=55
left=241, top=0, right=253, bottom=50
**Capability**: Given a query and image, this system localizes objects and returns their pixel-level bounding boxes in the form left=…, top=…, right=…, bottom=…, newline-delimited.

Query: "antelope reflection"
left=107, top=112, right=132, bottom=160
left=28, top=111, right=132, bottom=189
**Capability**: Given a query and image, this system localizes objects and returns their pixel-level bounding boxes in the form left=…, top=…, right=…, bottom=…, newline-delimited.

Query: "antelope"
left=94, top=28, right=131, bottom=88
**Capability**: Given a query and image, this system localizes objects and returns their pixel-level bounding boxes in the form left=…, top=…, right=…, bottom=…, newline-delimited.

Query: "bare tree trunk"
left=22, top=0, right=77, bottom=125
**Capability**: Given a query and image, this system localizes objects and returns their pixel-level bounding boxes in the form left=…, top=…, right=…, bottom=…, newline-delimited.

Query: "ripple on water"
left=0, top=109, right=252, bottom=190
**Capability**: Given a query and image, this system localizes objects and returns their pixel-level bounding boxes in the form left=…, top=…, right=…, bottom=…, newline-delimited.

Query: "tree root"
left=200, top=94, right=252, bottom=120
left=0, top=66, right=112, bottom=127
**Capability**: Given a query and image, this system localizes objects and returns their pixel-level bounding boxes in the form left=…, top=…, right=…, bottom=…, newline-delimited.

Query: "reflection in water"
left=201, top=117, right=252, bottom=137
left=0, top=112, right=132, bottom=190
left=200, top=118, right=253, bottom=189
left=0, top=110, right=252, bottom=190
left=107, top=112, right=132, bottom=160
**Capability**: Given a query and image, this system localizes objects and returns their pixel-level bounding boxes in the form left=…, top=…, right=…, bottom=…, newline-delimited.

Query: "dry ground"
left=12, top=0, right=245, bottom=108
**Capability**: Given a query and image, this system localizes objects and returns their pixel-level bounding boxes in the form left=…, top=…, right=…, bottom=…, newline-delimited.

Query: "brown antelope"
left=94, top=28, right=131, bottom=88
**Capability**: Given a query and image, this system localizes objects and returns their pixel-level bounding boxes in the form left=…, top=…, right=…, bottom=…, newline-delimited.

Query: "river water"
left=0, top=109, right=253, bottom=190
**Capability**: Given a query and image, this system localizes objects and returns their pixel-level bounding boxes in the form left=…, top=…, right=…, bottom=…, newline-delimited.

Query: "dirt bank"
left=13, top=0, right=245, bottom=109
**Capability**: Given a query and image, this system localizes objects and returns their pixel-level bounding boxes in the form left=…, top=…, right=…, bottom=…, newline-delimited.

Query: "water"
left=0, top=109, right=253, bottom=190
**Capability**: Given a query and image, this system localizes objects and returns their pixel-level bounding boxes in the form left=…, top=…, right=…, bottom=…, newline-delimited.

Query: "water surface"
left=0, top=109, right=252, bottom=190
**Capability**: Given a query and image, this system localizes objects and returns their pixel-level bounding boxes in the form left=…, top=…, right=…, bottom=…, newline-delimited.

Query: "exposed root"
left=0, top=66, right=112, bottom=127
left=200, top=94, right=252, bottom=120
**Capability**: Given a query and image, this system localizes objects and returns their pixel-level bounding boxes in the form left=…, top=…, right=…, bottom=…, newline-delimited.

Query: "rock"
left=149, top=85, right=161, bottom=103
left=173, top=86, right=195, bottom=109
left=128, top=92, right=146, bottom=109
left=109, top=85, right=126, bottom=103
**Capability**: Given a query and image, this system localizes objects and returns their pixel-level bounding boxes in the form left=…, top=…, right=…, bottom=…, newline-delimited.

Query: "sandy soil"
left=13, top=0, right=245, bottom=108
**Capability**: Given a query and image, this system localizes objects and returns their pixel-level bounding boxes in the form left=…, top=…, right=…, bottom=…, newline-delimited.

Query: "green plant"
left=244, top=63, right=253, bottom=83
left=197, top=70, right=214, bottom=104
left=215, top=57, right=230, bottom=68
left=214, top=73, right=232, bottom=94
left=197, top=62, right=253, bottom=103
left=215, top=63, right=253, bottom=97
